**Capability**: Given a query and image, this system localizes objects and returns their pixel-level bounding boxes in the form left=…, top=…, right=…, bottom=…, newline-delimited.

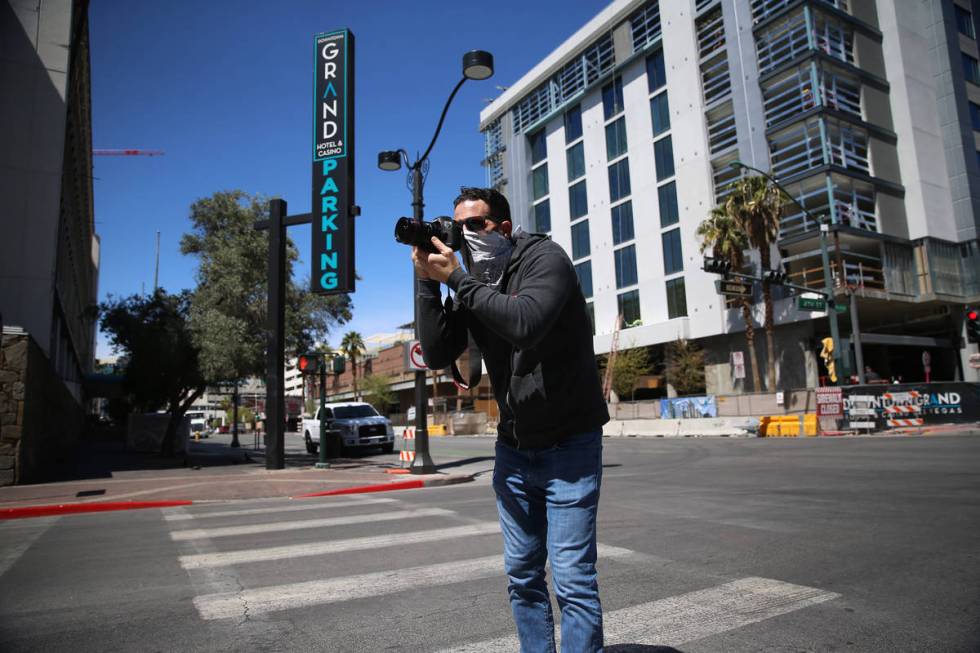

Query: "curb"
left=293, top=474, right=475, bottom=498
left=0, top=500, right=194, bottom=521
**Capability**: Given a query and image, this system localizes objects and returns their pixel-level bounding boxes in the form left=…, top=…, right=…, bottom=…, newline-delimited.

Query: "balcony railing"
left=778, top=177, right=877, bottom=239
left=751, top=0, right=850, bottom=25
left=769, top=118, right=870, bottom=179
left=701, top=53, right=732, bottom=106
left=697, top=7, right=726, bottom=60
left=762, top=63, right=862, bottom=127
left=788, top=256, right=885, bottom=293
left=707, top=103, right=738, bottom=155
left=755, top=8, right=854, bottom=75
left=713, top=156, right=742, bottom=204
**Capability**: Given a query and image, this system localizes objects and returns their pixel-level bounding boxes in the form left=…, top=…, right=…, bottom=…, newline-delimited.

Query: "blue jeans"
left=492, top=429, right=604, bottom=653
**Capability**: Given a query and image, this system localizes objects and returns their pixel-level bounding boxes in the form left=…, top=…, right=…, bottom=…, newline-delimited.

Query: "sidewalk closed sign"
left=816, top=387, right=842, bottom=417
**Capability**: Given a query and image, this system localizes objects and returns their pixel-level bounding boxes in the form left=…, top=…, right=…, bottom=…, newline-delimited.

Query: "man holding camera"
left=411, top=187, right=609, bottom=652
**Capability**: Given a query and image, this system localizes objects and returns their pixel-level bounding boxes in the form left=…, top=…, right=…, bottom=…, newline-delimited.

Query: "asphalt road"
left=1, top=433, right=978, bottom=652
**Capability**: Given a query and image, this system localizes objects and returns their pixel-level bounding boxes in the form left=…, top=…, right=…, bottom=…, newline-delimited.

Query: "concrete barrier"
left=602, top=417, right=758, bottom=438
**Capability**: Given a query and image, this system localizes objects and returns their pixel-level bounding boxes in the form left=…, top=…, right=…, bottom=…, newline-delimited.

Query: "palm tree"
left=696, top=204, right=763, bottom=393
left=726, top=176, right=783, bottom=390
left=340, top=331, right=366, bottom=400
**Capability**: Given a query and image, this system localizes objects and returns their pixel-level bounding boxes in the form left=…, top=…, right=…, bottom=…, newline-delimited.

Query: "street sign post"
left=798, top=296, right=847, bottom=313
left=715, top=279, right=752, bottom=297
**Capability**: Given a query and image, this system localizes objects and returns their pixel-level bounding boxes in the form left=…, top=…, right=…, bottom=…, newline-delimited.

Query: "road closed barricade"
left=760, top=414, right=817, bottom=437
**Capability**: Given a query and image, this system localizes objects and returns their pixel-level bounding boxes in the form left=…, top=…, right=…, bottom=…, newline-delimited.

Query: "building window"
left=569, top=180, right=589, bottom=220
left=534, top=199, right=551, bottom=233
left=608, top=158, right=632, bottom=202
left=529, top=129, right=547, bottom=165
left=605, top=117, right=628, bottom=159
left=565, top=104, right=583, bottom=143
left=575, top=261, right=593, bottom=298
left=571, top=220, right=590, bottom=259
left=650, top=92, right=670, bottom=136
left=957, top=6, right=976, bottom=39
left=611, top=201, right=635, bottom=245
left=963, top=53, right=980, bottom=84
left=971, top=102, right=980, bottom=131
left=658, top=181, right=679, bottom=226
left=615, top=244, right=638, bottom=288
left=646, top=49, right=667, bottom=92
left=662, top=228, right=684, bottom=274
left=567, top=142, right=586, bottom=180
left=666, top=277, right=687, bottom=318
left=532, top=165, right=549, bottom=200
left=618, top=289, right=641, bottom=325
left=602, top=76, right=625, bottom=120
left=654, top=135, right=675, bottom=180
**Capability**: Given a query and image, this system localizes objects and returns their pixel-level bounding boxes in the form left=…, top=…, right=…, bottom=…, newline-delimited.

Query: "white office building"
left=479, top=0, right=980, bottom=390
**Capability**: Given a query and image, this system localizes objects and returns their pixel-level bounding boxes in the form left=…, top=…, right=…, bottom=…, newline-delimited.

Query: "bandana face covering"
left=462, top=228, right=515, bottom=289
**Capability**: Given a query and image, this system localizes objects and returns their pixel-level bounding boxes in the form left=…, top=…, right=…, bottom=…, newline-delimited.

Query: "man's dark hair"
left=454, top=187, right=511, bottom=223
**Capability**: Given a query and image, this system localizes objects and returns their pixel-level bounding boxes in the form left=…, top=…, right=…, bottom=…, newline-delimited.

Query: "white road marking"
left=179, top=521, right=502, bottom=570
left=162, top=496, right=396, bottom=521
left=193, top=544, right=640, bottom=620
left=169, top=507, right=454, bottom=541
left=439, top=576, right=840, bottom=652
left=0, top=516, right=60, bottom=578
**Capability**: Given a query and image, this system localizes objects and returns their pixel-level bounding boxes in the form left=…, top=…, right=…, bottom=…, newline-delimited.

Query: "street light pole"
left=730, top=161, right=844, bottom=385
left=378, top=51, right=494, bottom=475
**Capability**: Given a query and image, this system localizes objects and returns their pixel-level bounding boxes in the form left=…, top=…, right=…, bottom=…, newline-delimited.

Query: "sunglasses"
left=461, top=216, right=496, bottom=232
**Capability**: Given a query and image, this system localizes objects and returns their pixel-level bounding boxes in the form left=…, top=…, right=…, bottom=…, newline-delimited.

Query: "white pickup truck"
left=302, top=402, right=395, bottom=455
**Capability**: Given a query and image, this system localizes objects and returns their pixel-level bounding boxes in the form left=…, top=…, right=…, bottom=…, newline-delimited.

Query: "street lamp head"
left=462, top=50, right=494, bottom=80
left=377, top=150, right=402, bottom=172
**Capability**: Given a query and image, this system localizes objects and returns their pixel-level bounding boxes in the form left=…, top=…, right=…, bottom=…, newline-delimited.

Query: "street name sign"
left=312, top=29, right=355, bottom=294
left=798, top=296, right=847, bottom=313
left=715, top=279, right=752, bottom=297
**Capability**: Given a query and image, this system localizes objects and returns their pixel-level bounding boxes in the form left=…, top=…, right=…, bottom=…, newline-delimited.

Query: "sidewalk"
left=0, top=432, right=474, bottom=517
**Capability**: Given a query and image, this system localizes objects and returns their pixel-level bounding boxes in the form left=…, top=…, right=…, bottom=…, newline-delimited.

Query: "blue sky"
left=90, top=0, right=603, bottom=355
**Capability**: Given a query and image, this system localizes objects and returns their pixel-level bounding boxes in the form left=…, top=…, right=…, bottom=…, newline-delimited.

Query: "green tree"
left=99, top=290, right=206, bottom=455
left=340, top=331, right=366, bottom=400
left=179, top=190, right=352, bottom=384
left=696, top=204, right=762, bottom=392
left=665, top=338, right=706, bottom=396
left=360, top=373, right=395, bottom=413
left=601, top=345, right=651, bottom=400
left=724, top=176, right=782, bottom=390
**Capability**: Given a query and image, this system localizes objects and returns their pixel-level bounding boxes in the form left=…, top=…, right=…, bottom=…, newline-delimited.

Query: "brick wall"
left=0, top=332, right=83, bottom=485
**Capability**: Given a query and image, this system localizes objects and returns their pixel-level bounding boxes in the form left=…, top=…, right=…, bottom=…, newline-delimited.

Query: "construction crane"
left=93, top=149, right=165, bottom=156
left=602, top=313, right=623, bottom=401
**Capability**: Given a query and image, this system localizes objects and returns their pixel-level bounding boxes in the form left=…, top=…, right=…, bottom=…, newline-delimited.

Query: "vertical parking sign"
left=312, top=29, right=355, bottom=294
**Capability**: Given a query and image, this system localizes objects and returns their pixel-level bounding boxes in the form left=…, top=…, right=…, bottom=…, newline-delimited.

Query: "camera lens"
left=394, top=217, right=424, bottom=246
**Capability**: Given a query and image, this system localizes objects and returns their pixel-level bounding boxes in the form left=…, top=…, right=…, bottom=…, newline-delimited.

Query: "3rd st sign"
left=311, top=29, right=355, bottom=294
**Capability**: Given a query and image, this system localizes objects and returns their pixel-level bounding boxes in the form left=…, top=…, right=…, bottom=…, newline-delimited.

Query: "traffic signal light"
left=763, top=269, right=788, bottom=284
left=297, top=353, right=321, bottom=374
left=332, top=356, right=346, bottom=374
left=966, top=307, right=980, bottom=344
left=703, top=257, right=733, bottom=275
left=819, top=336, right=837, bottom=383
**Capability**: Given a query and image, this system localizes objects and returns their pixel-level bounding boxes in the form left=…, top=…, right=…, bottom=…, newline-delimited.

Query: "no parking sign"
left=406, top=340, right=428, bottom=371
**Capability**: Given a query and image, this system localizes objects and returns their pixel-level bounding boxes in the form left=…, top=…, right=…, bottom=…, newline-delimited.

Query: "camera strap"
left=445, top=295, right=482, bottom=390
left=451, top=333, right=482, bottom=390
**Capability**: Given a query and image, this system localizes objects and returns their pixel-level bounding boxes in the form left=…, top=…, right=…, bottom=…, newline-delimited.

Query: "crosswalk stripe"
left=169, top=507, right=455, bottom=541
left=178, top=521, right=502, bottom=570
left=438, top=576, right=840, bottom=652
left=162, top=496, right=396, bottom=521
left=193, top=543, right=640, bottom=620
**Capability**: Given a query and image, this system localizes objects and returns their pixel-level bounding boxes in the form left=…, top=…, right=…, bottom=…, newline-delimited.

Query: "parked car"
left=302, top=402, right=395, bottom=455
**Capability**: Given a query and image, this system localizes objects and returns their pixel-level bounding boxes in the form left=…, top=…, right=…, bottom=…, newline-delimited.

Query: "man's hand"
left=412, top=237, right=461, bottom=283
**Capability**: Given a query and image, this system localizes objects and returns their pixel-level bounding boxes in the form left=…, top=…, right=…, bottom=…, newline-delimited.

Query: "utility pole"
left=153, top=230, right=160, bottom=291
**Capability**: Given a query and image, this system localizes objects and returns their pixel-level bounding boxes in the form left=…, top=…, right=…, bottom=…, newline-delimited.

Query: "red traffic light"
left=297, top=354, right=320, bottom=374
left=968, top=310, right=979, bottom=321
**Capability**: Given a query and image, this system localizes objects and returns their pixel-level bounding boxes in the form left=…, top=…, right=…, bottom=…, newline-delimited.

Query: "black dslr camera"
left=394, top=216, right=463, bottom=254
